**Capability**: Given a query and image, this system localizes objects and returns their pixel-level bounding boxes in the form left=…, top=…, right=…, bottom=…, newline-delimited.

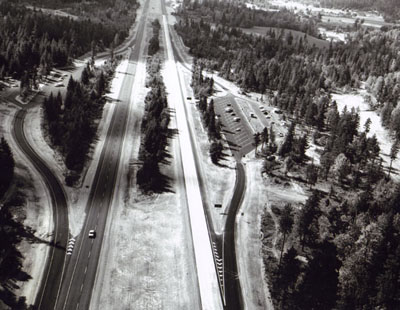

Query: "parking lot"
left=214, top=95, right=254, bottom=157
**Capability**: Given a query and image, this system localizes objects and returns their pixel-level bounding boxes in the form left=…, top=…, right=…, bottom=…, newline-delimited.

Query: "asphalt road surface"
left=162, top=2, right=248, bottom=309
left=54, top=0, right=150, bottom=309
left=13, top=108, right=69, bottom=310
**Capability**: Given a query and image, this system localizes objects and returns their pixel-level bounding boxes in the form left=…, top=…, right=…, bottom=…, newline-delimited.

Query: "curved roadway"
left=13, top=108, right=69, bottom=310
left=11, top=1, right=149, bottom=309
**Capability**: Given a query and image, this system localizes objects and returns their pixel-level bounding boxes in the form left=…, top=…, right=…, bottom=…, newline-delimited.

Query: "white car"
left=88, top=230, right=96, bottom=238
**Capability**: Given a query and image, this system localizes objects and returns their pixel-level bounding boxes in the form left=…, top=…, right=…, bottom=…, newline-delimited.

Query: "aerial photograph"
left=0, top=0, right=400, bottom=309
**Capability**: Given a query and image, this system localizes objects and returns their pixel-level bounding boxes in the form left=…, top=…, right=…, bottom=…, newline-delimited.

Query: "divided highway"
left=163, top=14, right=223, bottom=310
left=13, top=108, right=69, bottom=310
left=161, top=3, right=248, bottom=309
left=55, top=0, right=150, bottom=308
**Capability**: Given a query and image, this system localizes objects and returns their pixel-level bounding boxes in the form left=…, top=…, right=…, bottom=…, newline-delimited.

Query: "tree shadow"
left=0, top=201, right=32, bottom=309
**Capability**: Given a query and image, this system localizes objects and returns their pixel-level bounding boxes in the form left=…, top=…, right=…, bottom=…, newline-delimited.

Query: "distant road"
left=13, top=108, right=69, bottom=310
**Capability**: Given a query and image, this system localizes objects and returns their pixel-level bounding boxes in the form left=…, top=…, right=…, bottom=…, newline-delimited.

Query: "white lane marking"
left=163, top=15, right=223, bottom=310
left=84, top=266, right=88, bottom=274
left=80, top=283, right=83, bottom=292
left=88, top=251, right=91, bottom=258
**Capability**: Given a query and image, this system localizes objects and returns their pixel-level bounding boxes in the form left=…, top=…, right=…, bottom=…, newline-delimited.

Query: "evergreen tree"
left=81, top=65, right=90, bottom=85
left=306, top=163, right=318, bottom=189
left=388, top=140, right=399, bottom=178
left=279, top=122, right=296, bottom=157
left=296, top=241, right=340, bottom=310
left=298, top=190, right=320, bottom=249
left=261, top=127, right=269, bottom=152
left=279, top=203, right=294, bottom=265
left=0, top=138, right=15, bottom=197
left=253, top=132, right=261, bottom=154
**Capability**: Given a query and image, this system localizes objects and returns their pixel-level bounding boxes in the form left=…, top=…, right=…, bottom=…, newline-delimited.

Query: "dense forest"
left=175, top=2, right=400, bottom=137
left=178, top=0, right=319, bottom=36
left=176, top=1, right=400, bottom=308
left=0, top=0, right=136, bottom=80
left=0, top=138, right=14, bottom=199
left=260, top=103, right=399, bottom=309
left=318, top=0, right=400, bottom=22
left=42, top=63, right=111, bottom=185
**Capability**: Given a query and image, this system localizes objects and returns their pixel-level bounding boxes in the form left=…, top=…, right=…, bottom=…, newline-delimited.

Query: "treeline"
left=319, top=0, right=400, bottom=22
left=266, top=182, right=400, bottom=309
left=0, top=191, right=31, bottom=309
left=175, top=9, right=400, bottom=132
left=43, top=65, right=109, bottom=185
left=14, top=0, right=137, bottom=6
left=262, top=101, right=399, bottom=310
left=137, top=32, right=172, bottom=192
left=0, top=0, right=134, bottom=80
left=137, top=72, right=171, bottom=192
left=0, top=138, right=14, bottom=199
left=148, top=19, right=161, bottom=56
left=190, top=61, right=225, bottom=164
left=178, top=0, right=319, bottom=36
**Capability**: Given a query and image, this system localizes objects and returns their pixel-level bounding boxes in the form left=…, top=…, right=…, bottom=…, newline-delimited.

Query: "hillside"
left=319, top=0, right=400, bottom=22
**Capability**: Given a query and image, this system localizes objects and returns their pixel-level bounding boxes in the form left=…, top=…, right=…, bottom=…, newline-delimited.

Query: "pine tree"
left=279, top=203, right=294, bottom=265
left=253, top=132, right=261, bottom=154
left=306, top=163, right=318, bottom=189
left=81, top=65, right=90, bottom=85
left=96, top=71, right=106, bottom=95
left=388, top=140, right=399, bottom=178
left=0, top=138, right=15, bottom=197
left=279, top=122, right=296, bottom=157
left=296, top=241, right=340, bottom=310
left=298, top=190, right=320, bottom=249
left=261, top=127, right=269, bottom=152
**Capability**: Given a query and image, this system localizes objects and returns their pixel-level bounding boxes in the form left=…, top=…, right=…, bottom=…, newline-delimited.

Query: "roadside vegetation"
left=0, top=0, right=136, bottom=96
left=176, top=1, right=400, bottom=308
left=190, top=60, right=226, bottom=165
left=42, top=61, right=114, bottom=185
left=0, top=142, right=37, bottom=309
left=137, top=20, right=173, bottom=193
left=0, top=138, right=14, bottom=199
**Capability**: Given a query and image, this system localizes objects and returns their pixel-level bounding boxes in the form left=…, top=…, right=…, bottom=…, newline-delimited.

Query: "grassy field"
left=241, top=26, right=330, bottom=49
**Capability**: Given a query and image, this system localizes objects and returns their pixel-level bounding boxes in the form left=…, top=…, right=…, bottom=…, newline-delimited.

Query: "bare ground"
left=90, top=0, right=200, bottom=308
